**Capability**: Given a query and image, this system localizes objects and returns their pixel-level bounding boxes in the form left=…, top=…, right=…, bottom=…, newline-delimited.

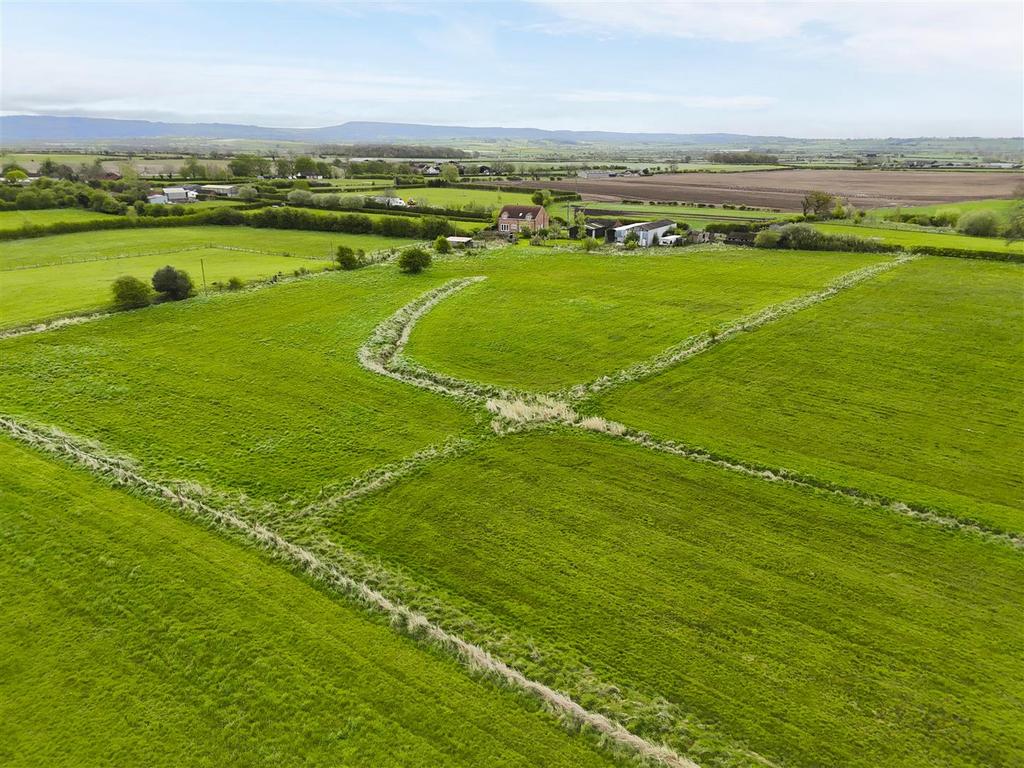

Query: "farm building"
left=200, top=184, right=240, bottom=197
left=372, top=196, right=407, bottom=207
left=146, top=193, right=168, bottom=205
left=584, top=218, right=619, bottom=240
left=659, top=234, right=683, bottom=246
left=613, top=220, right=675, bottom=247
left=423, top=166, right=441, bottom=176
left=445, top=236, right=474, bottom=248
left=497, top=205, right=550, bottom=234
left=163, top=187, right=197, bottom=203
left=688, top=230, right=713, bottom=244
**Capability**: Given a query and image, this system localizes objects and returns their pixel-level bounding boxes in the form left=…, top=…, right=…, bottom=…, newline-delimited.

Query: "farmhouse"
left=200, top=184, right=240, bottom=197
left=163, top=187, right=197, bottom=203
left=497, top=204, right=550, bottom=234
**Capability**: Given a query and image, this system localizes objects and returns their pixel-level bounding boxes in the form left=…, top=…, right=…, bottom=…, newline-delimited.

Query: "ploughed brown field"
left=495, top=169, right=1024, bottom=210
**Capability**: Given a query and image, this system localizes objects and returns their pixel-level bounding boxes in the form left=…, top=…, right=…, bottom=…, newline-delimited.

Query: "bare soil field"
left=499, top=169, right=1024, bottom=211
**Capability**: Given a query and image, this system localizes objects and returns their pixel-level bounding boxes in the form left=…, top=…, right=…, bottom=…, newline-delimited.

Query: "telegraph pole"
left=201, top=258, right=208, bottom=296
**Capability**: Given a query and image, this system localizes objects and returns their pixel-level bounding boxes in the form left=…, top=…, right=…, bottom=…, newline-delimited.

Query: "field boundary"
left=1, top=243, right=333, bottom=272
left=0, top=414, right=696, bottom=768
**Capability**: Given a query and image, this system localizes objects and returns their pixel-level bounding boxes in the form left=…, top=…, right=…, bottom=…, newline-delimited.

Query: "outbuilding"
left=163, top=187, right=197, bottom=203
left=445, top=236, right=474, bottom=248
left=200, top=184, right=240, bottom=197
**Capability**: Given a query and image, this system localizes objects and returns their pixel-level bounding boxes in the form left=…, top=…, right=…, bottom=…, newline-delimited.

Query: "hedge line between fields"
left=0, top=207, right=466, bottom=242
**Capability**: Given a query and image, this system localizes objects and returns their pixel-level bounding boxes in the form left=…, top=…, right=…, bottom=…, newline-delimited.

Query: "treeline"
left=708, top=152, right=780, bottom=165
left=316, top=144, right=472, bottom=159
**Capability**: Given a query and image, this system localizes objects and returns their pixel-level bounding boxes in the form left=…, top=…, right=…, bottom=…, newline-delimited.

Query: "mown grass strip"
left=0, top=414, right=695, bottom=768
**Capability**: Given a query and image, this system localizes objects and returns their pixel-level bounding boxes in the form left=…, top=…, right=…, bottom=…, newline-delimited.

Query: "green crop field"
left=597, top=256, right=1024, bottom=533
left=814, top=221, right=1024, bottom=254
left=0, top=436, right=614, bottom=768
left=580, top=201, right=790, bottom=220
left=0, top=208, right=122, bottom=231
left=870, top=197, right=1020, bottom=219
left=3, top=241, right=1021, bottom=768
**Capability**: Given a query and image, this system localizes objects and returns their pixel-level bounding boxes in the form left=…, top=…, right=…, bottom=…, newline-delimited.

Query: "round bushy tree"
left=151, top=265, right=194, bottom=300
left=433, top=235, right=452, bottom=253
left=397, top=247, right=432, bottom=274
left=111, top=275, right=153, bottom=309
left=956, top=210, right=1000, bottom=237
left=754, top=229, right=782, bottom=248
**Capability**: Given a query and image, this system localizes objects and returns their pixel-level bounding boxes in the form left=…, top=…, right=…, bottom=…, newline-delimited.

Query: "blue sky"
left=2, top=1, right=1021, bottom=137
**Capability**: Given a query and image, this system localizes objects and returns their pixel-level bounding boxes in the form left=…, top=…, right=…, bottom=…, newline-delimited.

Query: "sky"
left=2, top=0, right=1022, bottom=138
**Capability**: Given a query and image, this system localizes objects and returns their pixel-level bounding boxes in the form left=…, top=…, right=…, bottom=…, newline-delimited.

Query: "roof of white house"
left=499, top=205, right=545, bottom=220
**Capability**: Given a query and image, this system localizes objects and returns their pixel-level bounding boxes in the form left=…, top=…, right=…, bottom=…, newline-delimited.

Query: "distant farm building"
left=446, top=236, right=474, bottom=248
left=659, top=234, right=683, bottom=246
left=583, top=218, right=619, bottom=240
left=146, top=192, right=168, bottom=205
left=372, top=196, right=407, bottom=207
left=101, top=170, right=123, bottom=181
left=200, top=184, right=240, bottom=197
left=613, top=219, right=675, bottom=247
left=423, top=166, right=442, bottom=176
left=497, top=205, right=550, bottom=234
left=163, top=187, right=197, bottom=203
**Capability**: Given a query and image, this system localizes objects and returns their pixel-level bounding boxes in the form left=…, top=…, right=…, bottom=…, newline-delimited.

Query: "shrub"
left=111, top=275, right=153, bottom=309
left=580, top=237, right=601, bottom=252
left=398, top=246, right=431, bottom=274
left=336, top=245, right=366, bottom=270
left=287, top=189, right=314, bottom=205
left=151, top=265, right=194, bottom=300
left=956, top=210, right=1000, bottom=238
left=754, top=230, right=782, bottom=248
left=227, top=276, right=245, bottom=291
left=931, top=210, right=959, bottom=227
left=433, top=235, right=452, bottom=253
left=237, top=185, right=259, bottom=201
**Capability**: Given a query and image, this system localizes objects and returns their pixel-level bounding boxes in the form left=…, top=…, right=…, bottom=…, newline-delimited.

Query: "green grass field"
left=598, top=257, right=1024, bottom=532
left=0, top=227, right=419, bottom=327
left=3, top=242, right=1021, bottom=768
left=0, top=247, right=332, bottom=328
left=580, top=200, right=790, bottom=221
left=814, top=221, right=1023, bottom=254
left=869, top=197, right=1020, bottom=219
left=0, top=265, right=476, bottom=504
left=318, top=428, right=1024, bottom=768
left=0, top=208, right=122, bottom=231
left=405, top=248, right=886, bottom=391
left=0, top=226, right=412, bottom=270
left=398, top=186, right=536, bottom=211
left=0, top=437, right=614, bottom=768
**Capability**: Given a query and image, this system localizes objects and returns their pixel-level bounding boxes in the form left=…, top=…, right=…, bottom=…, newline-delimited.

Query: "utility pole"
left=201, top=258, right=208, bottom=296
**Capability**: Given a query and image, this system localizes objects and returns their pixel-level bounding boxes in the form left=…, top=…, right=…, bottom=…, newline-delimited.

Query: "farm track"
left=0, top=414, right=697, bottom=768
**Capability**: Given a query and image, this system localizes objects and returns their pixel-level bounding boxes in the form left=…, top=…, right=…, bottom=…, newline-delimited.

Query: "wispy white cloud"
left=534, top=0, right=1023, bottom=71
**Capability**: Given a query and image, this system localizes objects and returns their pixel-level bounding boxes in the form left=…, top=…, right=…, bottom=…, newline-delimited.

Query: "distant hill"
left=0, top=114, right=777, bottom=145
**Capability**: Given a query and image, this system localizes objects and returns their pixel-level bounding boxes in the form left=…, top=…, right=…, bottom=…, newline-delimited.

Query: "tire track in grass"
left=0, top=415, right=697, bottom=768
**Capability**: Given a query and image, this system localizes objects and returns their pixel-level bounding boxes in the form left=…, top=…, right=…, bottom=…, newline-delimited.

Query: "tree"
left=440, top=163, right=460, bottom=183
left=1004, top=204, right=1024, bottom=243
left=531, top=189, right=553, bottom=206
left=293, top=156, right=317, bottom=176
left=275, top=158, right=295, bottom=178
left=580, top=237, right=601, bottom=252
left=573, top=210, right=587, bottom=238
left=181, top=157, right=207, bottom=180
left=228, top=154, right=257, bottom=177
left=4, top=168, right=27, bottom=183
left=433, top=235, right=452, bottom=253
left=801, top=190, right=836, bottom=217
left=956, top=210, right=1000, bottom=237
left=237, top=185, right=259, bottom=201
left=111, top=275, right=153, bottom=309
left=152, top=266, right=194, bottom=300
left=398, top=246, right=432, bottom=274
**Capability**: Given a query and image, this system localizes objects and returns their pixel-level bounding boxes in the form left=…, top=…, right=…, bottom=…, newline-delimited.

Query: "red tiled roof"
left=499, top=205, right=545, bottom=219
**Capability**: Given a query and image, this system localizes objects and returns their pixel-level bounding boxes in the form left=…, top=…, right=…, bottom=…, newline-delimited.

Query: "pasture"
left=0, top=436, right=613, bottom=768
left=0, top=208, right=121, bottom=231
left=814, top=221, right=1024, bottom=254
left=405, top=248, right=886, bottom=391
left=398, top=186, right=536, bottom=210
left=598, top=256, right=1024, bottom=532
left=3, top=239, right=1021, bottom=768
